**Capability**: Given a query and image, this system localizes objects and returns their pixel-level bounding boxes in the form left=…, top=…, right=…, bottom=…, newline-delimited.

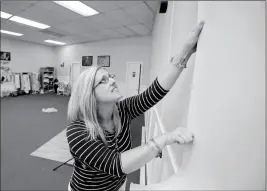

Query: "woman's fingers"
left=176, top=135, right=185, bottom=144
left=175, top=132, right=194, bottom=144
left=191, top=21, right=205, bottom=37
left=170, top=127, right=194, bottom=145
left=179, top=134, right=191, bottom=143
left=189, top=132, right=194, bottom=142
left=180, top=21, right=205, bottom=56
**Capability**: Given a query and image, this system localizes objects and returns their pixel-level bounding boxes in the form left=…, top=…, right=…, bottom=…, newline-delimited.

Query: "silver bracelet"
left=170, top=56, right=187, bottom=69
left=170, top=50, right=192, bottom=69
left=150, top=138, right=162, bottom=158
left=144, top=139, right=162, bottom=158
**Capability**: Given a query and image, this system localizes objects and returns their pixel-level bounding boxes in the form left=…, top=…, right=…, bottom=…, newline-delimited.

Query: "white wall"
left=55, top=36, right=152, bottom=97
left=145, top=5, right=177, bottom=183
left=0, top=37, right=56, bottom=74
left=147, top=1, right=198, bottom=184
left=149, top=3, right=173, bottom=116
left=183, top=2, right=265, bottom=189
left=147, top=1, right=265, bottom=190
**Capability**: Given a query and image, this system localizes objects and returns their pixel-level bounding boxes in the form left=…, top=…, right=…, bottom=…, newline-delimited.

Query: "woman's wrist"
left=162, top=132, right=174, bottom=146
left=159, top=133, right=171, bottom=147
left=149, top=134, right=168, bottom=151
left=171, top=47, right=194, bottom=69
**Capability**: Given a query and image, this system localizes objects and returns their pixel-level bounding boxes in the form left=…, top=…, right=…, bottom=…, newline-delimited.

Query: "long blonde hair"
left=67, top=65, right=122, bottom=145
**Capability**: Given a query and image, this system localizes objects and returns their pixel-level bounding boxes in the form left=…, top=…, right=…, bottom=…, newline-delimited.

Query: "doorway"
left=126, top=62, right=142, bottom=97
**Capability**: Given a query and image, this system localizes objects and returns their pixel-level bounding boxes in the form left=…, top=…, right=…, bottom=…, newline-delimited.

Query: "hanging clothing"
left=14, top=74, right=21, bottom=89
left=21, top=74, right=31, bottom=93
left=30, top=73, right=39, bottom=91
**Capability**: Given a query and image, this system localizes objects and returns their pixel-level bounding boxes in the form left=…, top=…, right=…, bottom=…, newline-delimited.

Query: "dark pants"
left=54, top=84, right=58, bottom=93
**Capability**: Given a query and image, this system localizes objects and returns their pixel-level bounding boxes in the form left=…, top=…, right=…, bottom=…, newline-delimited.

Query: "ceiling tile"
left=22, top=32, right=50, bottom=42
left=56, top=17, right=100, bottom=35
left=1, top=1, right=156, bottom=46
left=1, top=18, right=8, bottom=24
left=1, top=20, right=39, bottom=34
left=59, top=14, right=122, bottom=34
left=114, top=27, right=138, bottom=36
left=113, top=1, right=142, bottom=8
left=18, top=5, right=63, bottom=27
left=103, top=9, right=138, bottom=26
left=82, top=1, right=120, bottom=13
left=1, top=33, right=28, bottom=44
left=144, top=1, right=159, bottom=13
left=1, top=26, right=55, bottom=46
left=82, top=32, right=106, bottom=41
left=127, top=24, right=151, bottom=36
left=39, top=27, right=69, bottom=39
left=86, top=14, right=122, bottom=29
left=142, top=20, right=154, bottom=30
left=33, top=1, right=83, bottom=24
left=98, top=29, right=126, bottom=39
left=58, top=35, right=89, bottom=45
left=123, top=3, right=154, bottom=24
left=0, top=1, right=39, bottom=15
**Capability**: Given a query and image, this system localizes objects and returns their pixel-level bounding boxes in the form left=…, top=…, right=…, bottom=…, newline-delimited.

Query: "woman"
left=66, top=21, right=205, bottom=191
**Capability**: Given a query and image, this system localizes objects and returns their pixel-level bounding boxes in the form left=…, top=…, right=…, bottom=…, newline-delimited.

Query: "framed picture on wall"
left=0, top=51, right=11, bottom=61
left=82, top=56, right=93, bottom=66
left=97, top=55, right=110, bottom=67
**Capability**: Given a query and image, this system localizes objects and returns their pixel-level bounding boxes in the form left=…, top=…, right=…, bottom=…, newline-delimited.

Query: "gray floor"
left=1, top=93, right=144, bottom=190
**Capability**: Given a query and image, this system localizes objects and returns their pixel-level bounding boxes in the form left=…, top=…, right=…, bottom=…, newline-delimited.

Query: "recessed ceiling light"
left=53, top=1, right=99, bottom=17
left=1, top=30, right=23, bottom=36
left=44, top=40, right=66, bottom=45
left=9, top=16, right=50, bottom=29
left=0, top=11, right=12, bottom=19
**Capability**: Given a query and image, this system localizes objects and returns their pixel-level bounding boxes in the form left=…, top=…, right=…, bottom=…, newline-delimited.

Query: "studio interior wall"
left=0, top=37, right=56, bottom=74
left=55, top=36, right=152, bottom=97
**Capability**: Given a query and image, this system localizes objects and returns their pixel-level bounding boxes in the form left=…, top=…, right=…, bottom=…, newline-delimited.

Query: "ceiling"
left=0, top=1, right=159, bottom=46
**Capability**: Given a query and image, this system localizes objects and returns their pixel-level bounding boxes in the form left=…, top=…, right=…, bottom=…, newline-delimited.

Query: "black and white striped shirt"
left=66, top=77, right=169, bottom=191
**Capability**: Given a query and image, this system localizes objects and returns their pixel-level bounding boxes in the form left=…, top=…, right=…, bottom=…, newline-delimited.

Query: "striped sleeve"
left=119, top=77, right=169, bottom=120
left=66, top=125, right=126, bottom=178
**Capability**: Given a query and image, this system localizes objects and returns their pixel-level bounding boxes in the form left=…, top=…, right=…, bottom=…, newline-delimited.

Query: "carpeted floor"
left=1, top=93, right=144, bottom=190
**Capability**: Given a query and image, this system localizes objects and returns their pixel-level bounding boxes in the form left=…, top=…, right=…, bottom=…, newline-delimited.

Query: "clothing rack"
left=40, top=67, right=55, bottom=93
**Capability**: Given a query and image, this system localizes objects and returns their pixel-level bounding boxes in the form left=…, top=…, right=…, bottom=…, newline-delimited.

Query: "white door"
left=71, top=63, right=80, bottom=88
left=126, top=62, right=142, bottom=97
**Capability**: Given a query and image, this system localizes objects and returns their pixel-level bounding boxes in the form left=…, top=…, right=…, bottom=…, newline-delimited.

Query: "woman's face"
left=93, top=68, right=123, bottom=103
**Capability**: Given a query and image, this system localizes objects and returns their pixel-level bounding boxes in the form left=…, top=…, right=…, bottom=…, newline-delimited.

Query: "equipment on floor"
left=42, top=108, right=58, bottom=113
left=53, top=157, right=74, bottom=171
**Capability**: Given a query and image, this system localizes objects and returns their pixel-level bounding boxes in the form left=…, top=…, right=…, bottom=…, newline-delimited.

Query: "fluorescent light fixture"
left=53, top=1, right=99, bottom=16
left=0, top=11, right=12, bottom=19
left=9, top=16, right=50, bottom=29
left=45, top=40, right=66, bottom=45
left=1, top=30, right=23, bottom=36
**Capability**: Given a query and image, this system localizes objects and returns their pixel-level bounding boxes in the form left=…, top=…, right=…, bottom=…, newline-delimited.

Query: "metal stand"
left=53, top=157, right=74, bottom=171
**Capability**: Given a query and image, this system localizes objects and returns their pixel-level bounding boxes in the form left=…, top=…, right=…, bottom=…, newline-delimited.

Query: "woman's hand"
left=184, top=21, right=205, bottom=55
left=165, top=127, right=194, bottom=145
left=173, top=21, right=205, bottom=64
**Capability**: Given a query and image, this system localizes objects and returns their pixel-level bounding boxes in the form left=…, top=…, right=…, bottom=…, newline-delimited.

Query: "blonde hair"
left=67, top=65, right=122, bottom=145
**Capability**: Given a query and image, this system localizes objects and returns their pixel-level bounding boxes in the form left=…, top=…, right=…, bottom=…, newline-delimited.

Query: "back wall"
left=1, top=37, right=56, bottom=74
left=55, top=36, right=152, bottom=97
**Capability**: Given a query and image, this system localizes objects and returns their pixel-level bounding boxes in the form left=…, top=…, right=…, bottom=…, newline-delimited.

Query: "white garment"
left=14, top=74, right=21, bottom=89
left=68, top=182, right=71, bottom=191
left=21, top=74, right=31, bottom=92
left=30, top=73, right=39, bottom=91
